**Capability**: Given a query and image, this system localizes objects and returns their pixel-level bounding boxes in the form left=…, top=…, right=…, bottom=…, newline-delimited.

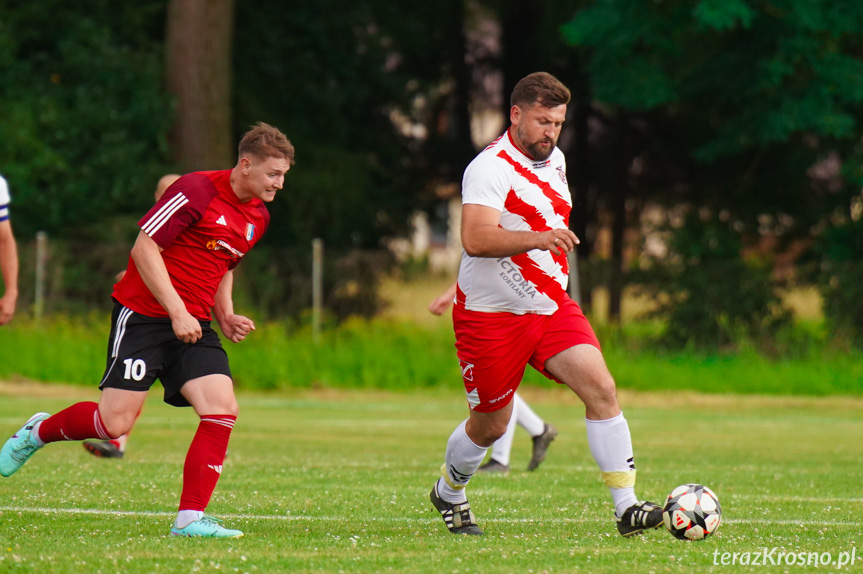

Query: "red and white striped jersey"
left=456, top=130, right=571, bottom=315
left=112, top=170, right=269, bottom=320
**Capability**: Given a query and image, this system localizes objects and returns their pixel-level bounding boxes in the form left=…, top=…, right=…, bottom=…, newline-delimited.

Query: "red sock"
left=178, top=415, right=236, bottom=512
left=36, top=402, right=113, bottom=443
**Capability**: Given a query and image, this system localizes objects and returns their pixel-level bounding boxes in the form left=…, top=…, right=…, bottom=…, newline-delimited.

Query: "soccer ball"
left=662, top=484, right=721, bottom=540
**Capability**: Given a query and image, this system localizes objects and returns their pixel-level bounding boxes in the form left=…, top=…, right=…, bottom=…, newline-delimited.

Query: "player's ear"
left=239, top=157, right=252, bottom=174
left=510, top=105, right=521, bottom=125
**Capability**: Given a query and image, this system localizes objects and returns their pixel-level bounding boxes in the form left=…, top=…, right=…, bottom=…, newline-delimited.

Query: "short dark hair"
left=510, top=72, right=571, bottom=109
left=238, top=122, right=295, bottom=164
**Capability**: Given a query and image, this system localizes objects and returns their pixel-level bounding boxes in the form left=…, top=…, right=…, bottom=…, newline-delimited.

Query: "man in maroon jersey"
left=0, top=122, right=294, bottom=539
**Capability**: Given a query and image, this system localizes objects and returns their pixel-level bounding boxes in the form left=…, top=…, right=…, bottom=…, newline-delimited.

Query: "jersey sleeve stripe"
left=141, top=193, right=189, bottom=236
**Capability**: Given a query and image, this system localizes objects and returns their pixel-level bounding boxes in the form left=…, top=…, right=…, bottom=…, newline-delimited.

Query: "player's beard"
left=516, top=125, right=556, bottom=161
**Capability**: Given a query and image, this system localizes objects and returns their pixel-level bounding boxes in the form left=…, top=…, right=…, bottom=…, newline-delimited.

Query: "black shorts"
left=99, top=302, right=232, bottom=407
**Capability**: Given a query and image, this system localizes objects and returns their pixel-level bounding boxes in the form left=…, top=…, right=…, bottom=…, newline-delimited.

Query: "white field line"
left=0, top=506, right=857, bottom=527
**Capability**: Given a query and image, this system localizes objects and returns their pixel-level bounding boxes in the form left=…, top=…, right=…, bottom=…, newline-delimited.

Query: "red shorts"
left=453, top=296, right=600, bottom=413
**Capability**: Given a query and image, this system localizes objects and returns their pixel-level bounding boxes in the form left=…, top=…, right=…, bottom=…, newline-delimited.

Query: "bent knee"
left=477, top=420, right=509, bottom=445
left=206, top=399, right=239, bottom=418
left=596, top=377, right=618, bottom=401
left=101, top=417, right=134, bottom=439
left=465, top=418, right=508, bottom=447
left=224, top=400, right=239, bottom=418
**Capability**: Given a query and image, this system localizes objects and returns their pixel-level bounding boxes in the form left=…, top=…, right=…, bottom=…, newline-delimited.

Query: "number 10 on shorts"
left=123, top=359, right=147, bottom=381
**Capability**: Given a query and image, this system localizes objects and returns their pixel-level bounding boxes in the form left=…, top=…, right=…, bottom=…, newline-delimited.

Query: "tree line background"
left=1, top=0, right=862, bottom=349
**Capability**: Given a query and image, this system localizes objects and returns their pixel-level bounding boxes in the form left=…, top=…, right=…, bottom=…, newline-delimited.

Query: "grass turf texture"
left=1, top=315, right=861, bottom=396
left=0, top=383, right=860, bottom=573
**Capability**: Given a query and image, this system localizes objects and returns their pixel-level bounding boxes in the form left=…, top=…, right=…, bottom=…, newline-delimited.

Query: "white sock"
left=174, top=510, right=204, bottom=529
left=585, top=412, right=638, bottom=517
left=513, top=393, right=544, bottom=437
left=489, top=404, right=517, bottom=466
left=30, top=422, right=46, bottom=447
left=437, top=419, right=488, bottom=504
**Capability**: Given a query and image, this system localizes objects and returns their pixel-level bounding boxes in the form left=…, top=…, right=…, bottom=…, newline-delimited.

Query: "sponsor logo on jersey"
left=206, top=239, right=245, bottom=259
left=245, top=223, right=255, bottom=241
left=532, top=160, right=551, bottom=169
left=497, top=259, right=538, bottom=299
left=216, top=215, right=227, bottom=226
left=556, top=165, right=567, bottom=184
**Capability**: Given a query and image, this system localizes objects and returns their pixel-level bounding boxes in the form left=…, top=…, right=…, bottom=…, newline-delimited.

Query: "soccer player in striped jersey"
left=0, top=123, right=294, bottom=539
left=429, top=73, right=662, bottom=537
left=0, top=174, right=18, bottom=326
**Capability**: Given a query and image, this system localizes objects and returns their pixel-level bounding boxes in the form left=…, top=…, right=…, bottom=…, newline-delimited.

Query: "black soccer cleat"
left=430, top=481, right=483, bottom=535
left=82, top=440, right=124, bottom=459
left=616, top=501, right=664, bottom=537
left=527, top=423, right=558, bottom=471
left=477, top=459, right=510, bottom=473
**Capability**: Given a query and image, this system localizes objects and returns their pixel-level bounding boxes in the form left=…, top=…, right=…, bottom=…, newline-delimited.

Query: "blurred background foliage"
left=1, top=0, right=863, bottom=349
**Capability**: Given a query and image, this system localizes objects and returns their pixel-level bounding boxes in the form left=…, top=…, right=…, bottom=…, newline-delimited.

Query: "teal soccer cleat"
left=171, top=516, right=244, bottom=538
left=0, top=412, right=50, bottom=477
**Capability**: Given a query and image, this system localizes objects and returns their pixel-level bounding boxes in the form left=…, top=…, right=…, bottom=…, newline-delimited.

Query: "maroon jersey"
left=113, top=170, right=269, bottom=320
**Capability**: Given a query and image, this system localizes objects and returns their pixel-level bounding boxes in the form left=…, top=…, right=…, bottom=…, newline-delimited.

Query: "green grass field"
left=0, top=382, right=860, bottom=573
left=2, top=314, right=861, bottom=397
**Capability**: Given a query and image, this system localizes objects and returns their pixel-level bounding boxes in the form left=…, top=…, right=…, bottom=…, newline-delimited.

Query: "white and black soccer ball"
left=662, top=483, right=721, bottom=540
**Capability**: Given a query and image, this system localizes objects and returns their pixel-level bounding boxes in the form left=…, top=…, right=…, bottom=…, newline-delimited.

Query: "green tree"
left=0, top=1, right=173, bottom=239
left=633, top=211, right=790, bottom=348
left=229, top=0, right=490, bottom=318
left=812, top=215, right=863, bottom=348
left=562, top=0, right=863, bottom=330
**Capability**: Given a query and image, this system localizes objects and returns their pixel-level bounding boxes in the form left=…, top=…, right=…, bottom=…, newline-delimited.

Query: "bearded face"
left=510, top=102, right=567, bottom=161
left=515, top=122, right=557, bottom=161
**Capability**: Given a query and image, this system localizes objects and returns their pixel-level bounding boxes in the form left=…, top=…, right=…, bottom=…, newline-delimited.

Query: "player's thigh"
left=161, top=324, right=233, bottom=408
left=180, top=374, right=238, bottom=416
